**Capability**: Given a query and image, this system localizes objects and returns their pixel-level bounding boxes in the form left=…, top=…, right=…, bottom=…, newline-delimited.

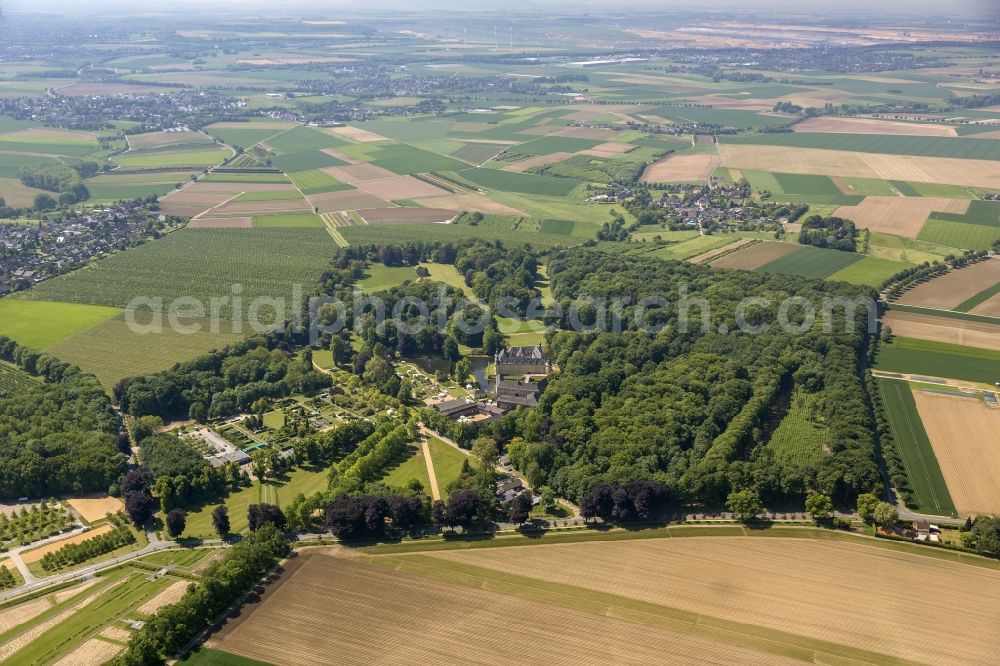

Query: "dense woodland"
left=0, top=336, right=124, bottom=499
left=503, top=249, right=881, bottom=507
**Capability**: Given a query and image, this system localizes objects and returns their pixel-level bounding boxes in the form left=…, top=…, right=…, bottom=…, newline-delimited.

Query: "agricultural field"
left=25, top=227, right=337, bottom=314
left=832, top=196, right=970, bottom=237
left=882, top=310, right=1000, bottom=352
left=913, top=390, right=1000, bottom=516
left=755, top=246, right=863, bottom=279
left=0, top=552, right=217, bottom=664
left=640, top=152, right=719, bottom=183
left=209, top=535, right=1000, bottom=666
left=876, top=336, right=1000, bottom=385
left=766, top=391, right=826, bottom=472
left=0, top=299, right=121, bottom=350
left=898, top=258, right=1000, bottom=310
left=114, top=145, right=231, bottom=169
left=722, top=133, right=1000, bottom=161
left=877, top=378, right=955, bottom=515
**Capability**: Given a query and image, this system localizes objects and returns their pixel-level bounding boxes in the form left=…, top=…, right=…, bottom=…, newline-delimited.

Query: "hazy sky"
left=3, top=0, right=997, bottom=16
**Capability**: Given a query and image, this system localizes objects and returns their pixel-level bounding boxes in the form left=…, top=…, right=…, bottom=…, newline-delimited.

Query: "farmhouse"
left=495, top=345, right=550, bottom=376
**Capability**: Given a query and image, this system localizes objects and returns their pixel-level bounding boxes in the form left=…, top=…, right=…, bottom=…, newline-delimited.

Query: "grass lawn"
left=357, top=264, right=423, bottom=292
left=381, top=444, right=432, bottom=493
left=0, top=298, right=121, bottom=349
left=427, top=436, right=468, bottom=495
left=182, top=464, right=332, bottom=539
left=421, top=262, right=476, bottom=300
left=877, top=378, right=956, bottom=516
left=876, top=336, right=1000, bottom=385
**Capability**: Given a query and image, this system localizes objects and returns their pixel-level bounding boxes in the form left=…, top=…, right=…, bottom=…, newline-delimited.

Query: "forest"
left=506, top=249, right=881, bottom=507
left=0, top=336, right=124, bottom=499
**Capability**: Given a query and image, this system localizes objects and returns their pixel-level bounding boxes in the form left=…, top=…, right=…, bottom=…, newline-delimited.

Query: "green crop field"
left=919, top=217, right=1000, bottom=251
left=26, top=228, right=337, bottom=317
left=342, top=222, right=573, bottom=247
left=647, top=106, right=792, bottom=129
left=516, top=136, right=603, bottom=156
left=721, top=133, right=1000, bottom=160
left=826, top=255, right=911, bottom=287
left=46, top=313, right=248, bottom=388
left=0, top=360, right=37, bottom=393
left=233, top=190, right=304, bottom=202
left=876, top=337, right=1000, bottom=385
left=451, top=142, right=506, bottom=165
left=88, top=182, right=184, bottom=200
left=361, top=119, right=454, bottom=142
left=204, top=125, right=290, bottom=149
left=840, top=177, right=898, bottom=196
left=772, top=173, right=843, bottom=196
left=366, top=143, right=469, bottom=175
left=289, top=168, right=352, bottom=194
left=0, top=140, right=96, bottom=157
left=877, top=378, right=956, bottom=516
left=890, top=181, right=975, bottom=198
left=766, top=391, right=826, bottom=472
left=457, top=167, right=580, bottom=196
left=201, top=172, right=291, bottom=184
left=756, top=246, right=863, bottom=279
left=648, top=234, right=736, bottom=261
left=252, top=213, right=325, bottom=228
left=270, top=150, right=347, bottom=173
left=262, top=126, right=347, bottom=154
left=0, top=298, right=121, bottom=349
left=114, top=147, right=230, bottom=168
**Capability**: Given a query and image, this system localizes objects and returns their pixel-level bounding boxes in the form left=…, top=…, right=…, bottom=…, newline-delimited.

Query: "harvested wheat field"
left=425, top=536, right=1000, bottom=665
left=410, top=192, right=527, bottom=216
left=67, top=496, right=124, bottom=523
left=580, top=142, right=636, bottom=157
left=689, top=238, right=756, bottom=264
left=970, top=292, right=1000, bottom=317
left=307, top=190, right=389, bottom=213
left=792, top=116, right=958, bottom=137
left=641, top=153, right=720, bottom=183
left=99, top=625, right=132, bottom=642
left=882, top=311, right=1000, bottom=351
left=352, top=175, right=450, bottom=199
left=322, top=163, right=398, bottom=183
left=357, top=207, right=457, bottom=224
left=209, top=199, right=311, bottom=215
left=327, top=125, right=389, bottom=143
left=52, top=638, right=122, bottom=666
left=187, top=217, right=252, bottom=228
left=321, top=148, right=360, bottom=164
left=0, top=586, right=110, bottom=661
left=21, top=524, right=114, bottom=564
left=898, top=258, right=1000, bottom=309
left=502, top=152, right=575, bottom=172
left=208, top=551, right=802, bottom=666
left=137, top=580, right=190, bottom=614
left=834, top=196, right=970, bottom=237
left=914, top=391, right=1000, bottom=515
left=0, top=597, right=50, bottom=634
left=718, top=144, right=1000, bottom=189
left=710, top=240, right=803, bottom=270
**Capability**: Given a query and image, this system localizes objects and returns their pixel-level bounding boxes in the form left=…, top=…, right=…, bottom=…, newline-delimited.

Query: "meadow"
left=341, top=222, right=572, bottom=247
left=877, top=378, right=955, bottom=516
left=766, top=391, right=826, bottom=472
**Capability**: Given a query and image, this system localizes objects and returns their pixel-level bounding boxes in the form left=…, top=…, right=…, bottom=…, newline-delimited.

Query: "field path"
left=420, top=439, right=442, bottom=501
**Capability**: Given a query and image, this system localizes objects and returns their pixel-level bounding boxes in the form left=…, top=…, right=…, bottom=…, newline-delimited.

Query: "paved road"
left=0, top=527, right=175, bottom=604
